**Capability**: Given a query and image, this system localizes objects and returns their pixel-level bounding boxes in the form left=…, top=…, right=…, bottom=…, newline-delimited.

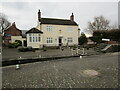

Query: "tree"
left=88, top=15, right=110, bottom=32
left=78, top=33, right=88, bottom=45
left=93, top=29, right=120, bottom=41
left=0, top=13, right=11, bottom=35
left=89, top=36, right=102, bottom=44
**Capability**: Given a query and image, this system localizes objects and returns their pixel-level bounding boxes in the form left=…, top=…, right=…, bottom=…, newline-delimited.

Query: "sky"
left=0, top=0, right=119, bottom=36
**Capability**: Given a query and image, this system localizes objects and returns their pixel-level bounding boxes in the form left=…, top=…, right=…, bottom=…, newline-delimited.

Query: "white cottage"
left=26, top=9, right=80, bottom=48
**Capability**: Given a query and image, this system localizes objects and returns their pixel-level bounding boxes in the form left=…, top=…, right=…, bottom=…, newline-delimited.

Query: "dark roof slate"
left=40, top=18, right=78, bottom=26
left=26, top=28, right=43, bottom=34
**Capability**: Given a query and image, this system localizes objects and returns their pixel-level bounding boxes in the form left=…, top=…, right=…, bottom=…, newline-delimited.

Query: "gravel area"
left=2, top=53, right=119, bottom=88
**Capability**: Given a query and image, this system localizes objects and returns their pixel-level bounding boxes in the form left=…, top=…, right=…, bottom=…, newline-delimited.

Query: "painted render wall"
left=27, top=24, right=79, bottom=48
left=37, top=24, right=79, bottom=46
left=11, top=36, right=26, bottom=46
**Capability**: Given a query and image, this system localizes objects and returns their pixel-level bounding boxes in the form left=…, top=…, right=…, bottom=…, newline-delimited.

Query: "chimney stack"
left=70, top=13, right=74, bottom=21
left=12, top=22, right=16, bottom=27
left=38, top=9, right=41, bottom=21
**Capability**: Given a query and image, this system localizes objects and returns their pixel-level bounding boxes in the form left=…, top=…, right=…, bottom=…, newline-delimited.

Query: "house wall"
left=37, top=24, right=79, bottom=46
left=11, top=36, right=26, bottom=46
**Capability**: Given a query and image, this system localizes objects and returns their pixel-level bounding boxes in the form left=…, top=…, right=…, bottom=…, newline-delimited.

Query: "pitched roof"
left=26, top=28, right=43, bottom=34
left=40, top=18, right=78, bottom=26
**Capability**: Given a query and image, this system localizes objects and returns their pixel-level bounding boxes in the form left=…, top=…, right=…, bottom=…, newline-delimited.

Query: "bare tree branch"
left=0, top=13, right=11, bottom=34
left=87, top=15, right=110, bottom=32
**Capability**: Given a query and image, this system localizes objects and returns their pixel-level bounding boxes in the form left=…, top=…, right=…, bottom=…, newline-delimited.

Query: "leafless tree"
left=87, top=16, right=110, bottom=32
left=109, top=22, right=118, bottom=29
left=0, top=13, right=11, bottom=35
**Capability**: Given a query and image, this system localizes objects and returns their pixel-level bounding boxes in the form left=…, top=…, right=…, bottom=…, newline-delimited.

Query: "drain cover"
left=83, top=70, right=99, bottom=76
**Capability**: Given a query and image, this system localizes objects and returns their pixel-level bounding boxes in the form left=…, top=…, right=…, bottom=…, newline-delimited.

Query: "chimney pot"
left=38, top=9, right=41, bottom=21
left=70, top=13, right=74, bottom=21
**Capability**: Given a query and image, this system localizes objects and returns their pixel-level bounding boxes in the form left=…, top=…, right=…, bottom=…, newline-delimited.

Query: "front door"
left=59, top=37, right=62, bottom=46
left=23, top=40, right=27, bottom=47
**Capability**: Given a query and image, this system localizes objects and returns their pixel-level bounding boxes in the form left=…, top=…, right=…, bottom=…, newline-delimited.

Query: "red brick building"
left=4, top=22, right=22, bottom=46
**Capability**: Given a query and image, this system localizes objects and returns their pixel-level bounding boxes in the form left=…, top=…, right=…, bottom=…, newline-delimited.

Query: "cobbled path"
left=2, top=53, right=119, bottom=88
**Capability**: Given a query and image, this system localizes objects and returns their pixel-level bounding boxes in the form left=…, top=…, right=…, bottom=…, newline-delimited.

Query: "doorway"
left=23, top=40, right=27, bottom=47
left=58, top=37, right=62, bottom=46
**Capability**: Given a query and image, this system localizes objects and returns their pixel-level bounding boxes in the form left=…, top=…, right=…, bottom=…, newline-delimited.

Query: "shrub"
left=8, top=40, right=22, bottom=48
left=78, top=33, right=88, bottom=45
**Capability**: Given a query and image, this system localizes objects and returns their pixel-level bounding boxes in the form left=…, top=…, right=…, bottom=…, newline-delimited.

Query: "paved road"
left=2, top=53, right=119, bottom=88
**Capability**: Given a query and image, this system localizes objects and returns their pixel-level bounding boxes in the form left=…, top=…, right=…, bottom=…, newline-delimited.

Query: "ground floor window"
left=67, top=37, right=73, bottom=43
left=46, top=37, right=53, bottom=44
left=29, top=34, right=40, bottom=42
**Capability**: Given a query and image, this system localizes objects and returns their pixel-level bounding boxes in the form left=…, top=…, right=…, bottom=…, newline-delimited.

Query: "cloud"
left=0, top=2, right=118, bottom=33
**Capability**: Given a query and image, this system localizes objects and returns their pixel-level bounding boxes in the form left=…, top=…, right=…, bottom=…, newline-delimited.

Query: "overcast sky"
left=0, top=0, right=119, bottom=36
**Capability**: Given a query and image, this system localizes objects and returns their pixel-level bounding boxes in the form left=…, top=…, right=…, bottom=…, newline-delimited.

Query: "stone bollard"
left=16, top=57, right=21, bottom=70
left=39, top=55, right=42, bottom=58
left=80, top=55, right=82, bottom=59
left=15, top=64, right=20, bottom=70
left=82, top=48, right=85, bottom=55
left=19, top=56, right=22, bottom=59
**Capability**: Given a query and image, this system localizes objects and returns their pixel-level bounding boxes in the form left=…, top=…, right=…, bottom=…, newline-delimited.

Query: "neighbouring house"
left=4, top=22, right=22, bottom=46
left=4, top=22, right=27, bottom=46
left=26, top=9, right=80, bottom=48
left=102, top=39, right=118, bottom=44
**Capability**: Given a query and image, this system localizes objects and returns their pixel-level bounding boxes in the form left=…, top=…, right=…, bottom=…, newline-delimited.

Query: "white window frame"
left=29, top=34, right=32, bottom=42
left=67, top=37, right=73, bottom=43
left=46, top=26, right=53, bottom=32
left=46, top=37, right=53, bottom=44
left=29, top=34, right=40, bottom=43
left=67, top=27, right=73, bottom=32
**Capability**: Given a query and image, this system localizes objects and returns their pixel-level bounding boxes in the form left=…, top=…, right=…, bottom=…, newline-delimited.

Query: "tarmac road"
left=2, top=53, right=119, bottom=88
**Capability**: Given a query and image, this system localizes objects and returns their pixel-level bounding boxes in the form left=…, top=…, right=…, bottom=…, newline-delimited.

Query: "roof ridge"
left=41, top=17, right=70, bottom=21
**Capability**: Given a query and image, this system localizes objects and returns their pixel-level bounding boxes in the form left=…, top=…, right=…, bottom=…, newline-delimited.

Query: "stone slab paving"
left=2, top=53, right=119, bottom=88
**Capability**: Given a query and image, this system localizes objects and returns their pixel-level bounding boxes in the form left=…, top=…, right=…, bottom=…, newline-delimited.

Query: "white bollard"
left=82, top=48, right=85, bottom=55
left=16, top=64, right=20, bottom=70
left=39, top=55, right=42, bottom=58
left=80, top=56, right=82, bottom=59
left=19, top=56, right=22, bottom=59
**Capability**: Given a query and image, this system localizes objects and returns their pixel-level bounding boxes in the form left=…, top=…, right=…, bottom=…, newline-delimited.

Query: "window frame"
left=29, top=33, right=41, bottom=43
left=67, top=37, right=73, bottom=43
left=67, top=27, right=73, bottom=32
left=46, top=26, right=53, bottom=32
left=46, top=37, right=53, bottom=44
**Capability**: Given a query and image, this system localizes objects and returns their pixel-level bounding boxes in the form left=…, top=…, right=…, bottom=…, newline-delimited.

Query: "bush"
left=8, top=40, right=22, bottom=48
left=89, top=36, right=102, bottom=44
left=42, top=45, right=47, bottom=51
left=17, top=46, right=34, bottom=52
left=15, top=40, right=22, bottom=46
left=78, top=33, right=88, bottom=45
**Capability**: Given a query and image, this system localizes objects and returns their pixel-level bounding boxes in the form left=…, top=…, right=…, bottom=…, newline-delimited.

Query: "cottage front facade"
left=26, top=9, right=80, bottom=48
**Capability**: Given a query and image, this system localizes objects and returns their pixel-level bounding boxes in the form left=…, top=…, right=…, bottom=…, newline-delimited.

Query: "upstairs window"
left=46, top=26, right=53, bottom=32
left=67, top=27, right=73, bottom=32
